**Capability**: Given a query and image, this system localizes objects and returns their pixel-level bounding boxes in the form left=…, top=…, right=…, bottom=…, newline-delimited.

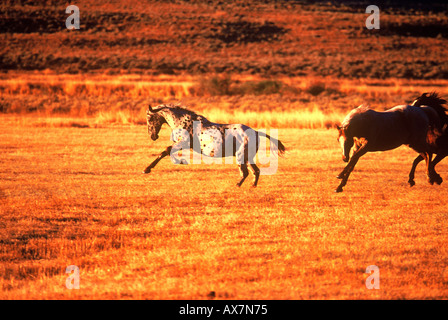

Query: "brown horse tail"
left=258, top=131, right=286, bottom=157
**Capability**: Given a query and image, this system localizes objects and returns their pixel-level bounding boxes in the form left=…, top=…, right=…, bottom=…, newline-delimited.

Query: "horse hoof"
left=251, top=184, right=257, bottom=188
left=336, top=175, right=343, bottom=179
left=408, top=180, right=415, bottom=187
left=335, top=187, right=343, bottom=193
left=142, top=168, right=151, bottom=174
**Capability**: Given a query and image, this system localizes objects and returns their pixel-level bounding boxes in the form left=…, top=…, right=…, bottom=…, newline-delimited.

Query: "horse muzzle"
left=151, top=134, right=159, bottom=141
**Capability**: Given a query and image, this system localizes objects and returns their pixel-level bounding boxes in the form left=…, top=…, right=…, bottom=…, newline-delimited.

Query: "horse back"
left=389, top=105, right=441, bottom=152
left=349, top=106, right=418, bottom=151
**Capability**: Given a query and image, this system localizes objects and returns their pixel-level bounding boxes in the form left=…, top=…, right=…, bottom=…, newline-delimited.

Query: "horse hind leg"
left=421, top=152, right=440, bottom=185
left=248, top=163, right=260, bottom=187
left=236, top=164, right=249, bottom=187
left=430, top=153, right=446, bottom=185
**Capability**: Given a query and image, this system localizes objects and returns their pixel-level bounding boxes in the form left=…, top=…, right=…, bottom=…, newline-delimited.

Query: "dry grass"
left=2, top=0, right=448, bottom=301
left=2, top=73, right=448, bottom=129
left=1, top=118, right=448, bottom=299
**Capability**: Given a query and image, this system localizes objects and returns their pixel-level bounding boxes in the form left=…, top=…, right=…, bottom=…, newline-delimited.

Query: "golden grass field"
left=2, top=0, right=448, bottom=300
left=1, top=117, right=448, bottom=299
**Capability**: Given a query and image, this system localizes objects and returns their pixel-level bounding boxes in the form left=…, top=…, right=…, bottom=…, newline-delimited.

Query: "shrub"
left=306, top=82, right=326, bottom=96
left=238, top=80, right=283, bottom=95
left=194, top=76, right=232, bottom=96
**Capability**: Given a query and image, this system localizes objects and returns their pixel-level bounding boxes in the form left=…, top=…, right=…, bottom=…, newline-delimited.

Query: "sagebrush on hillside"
left=1, top=0, right=448, bottom=79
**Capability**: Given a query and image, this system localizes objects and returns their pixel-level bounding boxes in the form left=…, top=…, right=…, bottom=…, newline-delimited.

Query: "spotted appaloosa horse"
left=143, top=104, right=285, bottom=187
left=408, top=92, right=448, bottom=186
left=335, top=101, right=445, bottom=193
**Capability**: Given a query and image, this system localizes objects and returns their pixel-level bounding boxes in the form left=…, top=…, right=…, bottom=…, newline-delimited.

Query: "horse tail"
left=257, top=131, right=286, bottom=157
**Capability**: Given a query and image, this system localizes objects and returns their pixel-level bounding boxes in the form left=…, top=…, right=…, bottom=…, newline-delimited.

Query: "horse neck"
left=437, top=108, right=448, bottom=126
left=162, top=108, right=209, bottom=131
left=343, top=115, right=364, bottom=139
left=158, top=109, right=178, bottom=129
left=429, top=105, right=447, bottom=128
left=415, top=101, right=448, bottom=126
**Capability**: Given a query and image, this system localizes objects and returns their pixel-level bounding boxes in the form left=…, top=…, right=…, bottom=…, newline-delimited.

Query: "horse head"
left=146, top=105, right=166, bottom=141
left=337, top=125, right=353, bottom=163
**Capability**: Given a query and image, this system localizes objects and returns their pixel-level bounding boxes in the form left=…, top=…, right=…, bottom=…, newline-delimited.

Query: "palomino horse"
left=408, top=93, right=448, bottom=186
left=143, top=104, right=285, bottom=187
left=335, top=102, right=445, bottom=193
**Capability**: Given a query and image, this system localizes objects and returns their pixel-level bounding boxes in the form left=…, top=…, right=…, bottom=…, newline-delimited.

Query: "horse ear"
left=336, top=125, right=341, bottom=130
left=148, top=105, right=153, bottom=112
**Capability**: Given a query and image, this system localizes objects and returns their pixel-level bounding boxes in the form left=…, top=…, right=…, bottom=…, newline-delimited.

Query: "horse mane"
left=341, top=104, right=370, bottom=129
left=152, top=103, right=204, bottom=119
left=412, top=92, right=448, bottom=125
left=422, top=92, right=447, bottom=106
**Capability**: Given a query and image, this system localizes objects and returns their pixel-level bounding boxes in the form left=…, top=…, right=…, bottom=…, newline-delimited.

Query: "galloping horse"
left=335, top=102, right=444, bottom=193
left=408, top=93, right=448, bottom=186
left=143, top=104, right=285, bottom=187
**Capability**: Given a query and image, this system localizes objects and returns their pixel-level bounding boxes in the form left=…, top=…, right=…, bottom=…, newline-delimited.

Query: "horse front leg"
left=335, top=143, right=368, bottom=193
left=337, top=138, right=364, bottom=179
left=408, top=155, right=424, bottom=187
left=337, top=166, right=349, bottom=179
left=142, top=146, right=172, bottom=174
